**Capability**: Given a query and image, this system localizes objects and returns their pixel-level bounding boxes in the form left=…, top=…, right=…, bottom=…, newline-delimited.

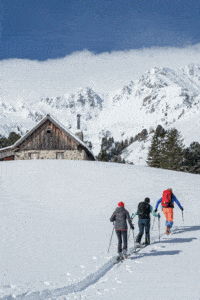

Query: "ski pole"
left=132, top=228, right=135, bottom=248
left=182, top=210, right=184, bottom=224
left=158, top=215, right=161, bottom=242
left=107, top=224, right=115, bottom=253
left=152, top=217, right=155, bottom=230
left=127, top=228, right=131, bottom=242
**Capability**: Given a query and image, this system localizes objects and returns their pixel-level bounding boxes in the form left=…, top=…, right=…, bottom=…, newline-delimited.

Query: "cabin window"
left=46, top=129, right=53, bottom=138
left=56, top=152, right=64, bottom=159
left=29, top=152, right=39, bottom=160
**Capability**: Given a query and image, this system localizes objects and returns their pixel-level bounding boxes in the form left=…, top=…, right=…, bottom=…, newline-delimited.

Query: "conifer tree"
left=183, top=142, right=200, bottom=174
left=147, top=125, right=166, bottom=168
left=0, top=135, right=9, bottom=148
left=0, top=132, right=21, bottom=149
left=7, top=132, right=21, bottom=145
left=161, top=128, right=184, bottom=171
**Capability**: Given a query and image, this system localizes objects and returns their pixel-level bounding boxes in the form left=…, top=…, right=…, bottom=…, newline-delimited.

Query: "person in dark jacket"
left=110, top=201, right=134, bottom=256
left=132, top=198, right=159, bottom=245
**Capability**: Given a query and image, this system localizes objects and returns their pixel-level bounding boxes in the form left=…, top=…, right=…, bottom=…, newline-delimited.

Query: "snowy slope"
left=0, top=160, right=200, bottom=299
left=1, top=64, right=200, bottom=162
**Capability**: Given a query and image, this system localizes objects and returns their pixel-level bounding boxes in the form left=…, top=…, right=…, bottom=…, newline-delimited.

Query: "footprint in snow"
left=80, top=265, right=85, bottom=268
left=135, top=260, right=142, bottom=264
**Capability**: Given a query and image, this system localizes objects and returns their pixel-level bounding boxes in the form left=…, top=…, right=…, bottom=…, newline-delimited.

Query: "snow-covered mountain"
left=1, top=63, right=200, bottom=163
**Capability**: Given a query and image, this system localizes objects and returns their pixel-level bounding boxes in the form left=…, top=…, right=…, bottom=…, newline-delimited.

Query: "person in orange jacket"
left=155, top=188, right=183, bottom=235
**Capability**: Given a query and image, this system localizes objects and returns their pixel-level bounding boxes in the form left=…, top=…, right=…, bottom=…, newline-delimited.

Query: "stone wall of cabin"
left=14, top=149, right=88, bottom=160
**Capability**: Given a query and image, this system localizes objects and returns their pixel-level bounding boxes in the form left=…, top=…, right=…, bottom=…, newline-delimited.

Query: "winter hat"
left=167, top=188, right=173, bottom=192
left=118, top=201, right=124, bottom=207
left=144, top=197, right=150, bottom=203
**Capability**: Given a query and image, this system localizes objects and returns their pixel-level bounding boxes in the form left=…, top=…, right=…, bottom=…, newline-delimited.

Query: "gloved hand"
left=154, top=209, right=157, bottom=213
left=181, top=207, right=184, bottom=211
left=131, top=224, right=134, bottom=230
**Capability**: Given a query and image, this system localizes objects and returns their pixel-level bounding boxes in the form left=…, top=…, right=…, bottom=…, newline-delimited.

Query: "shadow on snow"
left=129, top=250, right=181, bottom=260
left=161, top=237, right=197, bottom=244
left=173, top=225, right=200, bottom=234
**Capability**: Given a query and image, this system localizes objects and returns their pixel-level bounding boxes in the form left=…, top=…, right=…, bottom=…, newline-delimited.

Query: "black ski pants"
left=115, top=229, right=127, bottom=253
left=136, top=219, right=150, bottom=245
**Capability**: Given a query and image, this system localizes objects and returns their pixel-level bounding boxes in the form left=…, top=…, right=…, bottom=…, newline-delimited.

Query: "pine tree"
left=161, top=128, right=184, bottom=171
left=183, top=142, right=200, bottom=174
left=147, top=125, right=166, bottom=168
left=7, top=132, right=21, bottom=145
left=0, top=132, right=21, bottom=149
left=0, top=135, right=9, bottom=148
left=96, top=149, right=110, bottom=162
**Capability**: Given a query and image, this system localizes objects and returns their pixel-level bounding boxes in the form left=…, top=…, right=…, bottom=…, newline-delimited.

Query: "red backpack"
left=162, top=190, right=172, bottom=207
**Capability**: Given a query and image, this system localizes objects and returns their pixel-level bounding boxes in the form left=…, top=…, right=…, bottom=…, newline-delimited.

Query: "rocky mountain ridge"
left=1, top=63, right=200, bottom=164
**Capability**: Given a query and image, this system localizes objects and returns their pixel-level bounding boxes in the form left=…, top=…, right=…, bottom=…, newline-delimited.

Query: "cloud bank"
left=1, top=44, right=200, bottom=102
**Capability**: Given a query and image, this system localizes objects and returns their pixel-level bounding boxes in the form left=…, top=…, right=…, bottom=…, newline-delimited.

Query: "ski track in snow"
left=0, top=230, right=176, bottom=300
left=1, top=257, right=116, bottom=300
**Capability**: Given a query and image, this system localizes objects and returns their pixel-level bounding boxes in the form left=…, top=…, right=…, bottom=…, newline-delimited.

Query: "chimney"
left=75, top=114, right=83, bottom=141
left=77, top=114, right=81, bottom=130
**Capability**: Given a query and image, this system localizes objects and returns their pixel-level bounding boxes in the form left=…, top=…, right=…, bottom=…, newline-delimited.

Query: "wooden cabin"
left=0, top=114, right=95, bottom=161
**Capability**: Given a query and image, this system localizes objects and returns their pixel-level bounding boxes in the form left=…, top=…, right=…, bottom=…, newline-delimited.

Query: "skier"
left=110, top=202, right=134, bottom=259
left=154, top=188, right=184, bottom=235
left=132, top=197, right=159, bottom=246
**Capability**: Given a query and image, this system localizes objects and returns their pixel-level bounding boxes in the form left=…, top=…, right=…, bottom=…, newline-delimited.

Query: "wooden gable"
left=18, top=119, right=78, bottom=151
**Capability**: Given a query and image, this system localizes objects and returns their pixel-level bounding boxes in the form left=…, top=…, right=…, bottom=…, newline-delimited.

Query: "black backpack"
left=137, top=202, right=151, bottom=219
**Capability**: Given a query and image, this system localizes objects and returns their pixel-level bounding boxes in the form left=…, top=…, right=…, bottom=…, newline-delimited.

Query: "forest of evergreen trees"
left=97, top=124, right=200, bottom=175
left=147, top=125, right=200, bottom=174
left=0, top=132, right=21, bottom=149
left=1, top=127, right=199, bottom=175
left=96, top=129, right=148, bottom=163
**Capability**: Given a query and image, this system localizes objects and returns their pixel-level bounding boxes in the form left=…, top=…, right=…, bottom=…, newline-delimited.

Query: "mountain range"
left=1, top=63, right=200, bottom=164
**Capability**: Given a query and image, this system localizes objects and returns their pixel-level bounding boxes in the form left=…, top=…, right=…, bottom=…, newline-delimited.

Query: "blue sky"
left=1, top=0, right=200, bottom=99
left=1, top=0, right=200, bottom=61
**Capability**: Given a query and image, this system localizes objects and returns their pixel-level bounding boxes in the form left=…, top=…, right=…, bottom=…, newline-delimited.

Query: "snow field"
left=0, top=160, right=200, bottom=299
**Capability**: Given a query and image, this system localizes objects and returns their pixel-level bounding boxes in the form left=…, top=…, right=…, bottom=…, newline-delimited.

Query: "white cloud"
left=1, top=44, right=200, bottom=102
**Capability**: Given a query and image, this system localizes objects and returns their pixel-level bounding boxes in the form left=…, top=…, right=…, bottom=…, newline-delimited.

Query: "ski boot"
left=166, top=226, right=171, bottom=235
left=123, top=249, right=128, bottom=259
left=117, top=253, right=124, bottom=262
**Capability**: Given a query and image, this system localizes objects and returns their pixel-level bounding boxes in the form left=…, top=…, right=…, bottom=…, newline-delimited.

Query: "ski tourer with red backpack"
left=154, top=188, right=184, bottom=235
